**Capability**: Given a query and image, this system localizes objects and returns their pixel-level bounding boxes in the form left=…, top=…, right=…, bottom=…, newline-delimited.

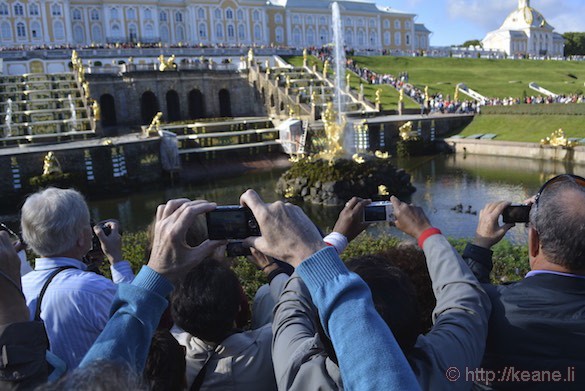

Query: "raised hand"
left=333, top=197, right=371, bottom=242
left=391, top=196, right=433, bottom=239
left=240, top=190, right=325, bottom=268
left=473, top=201, right=515, bottom=249
left=94, top=219, right=123, bottom=264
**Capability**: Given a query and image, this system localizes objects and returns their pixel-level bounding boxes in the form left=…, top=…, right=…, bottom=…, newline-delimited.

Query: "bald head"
left=530, top=180, right=585, bottom=271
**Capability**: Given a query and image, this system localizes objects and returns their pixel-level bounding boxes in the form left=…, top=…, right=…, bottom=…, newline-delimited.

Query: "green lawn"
left=458, top=114, right=585, bottom=142
left=349, top=56, right=585, bottom=99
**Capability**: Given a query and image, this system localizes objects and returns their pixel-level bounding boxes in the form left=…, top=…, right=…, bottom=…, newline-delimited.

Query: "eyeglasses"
left=534, top=174, right=585, bottom=207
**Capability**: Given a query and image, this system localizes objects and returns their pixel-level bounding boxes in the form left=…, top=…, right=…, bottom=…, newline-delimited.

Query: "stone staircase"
left=0, top=72, right=95, bottom=146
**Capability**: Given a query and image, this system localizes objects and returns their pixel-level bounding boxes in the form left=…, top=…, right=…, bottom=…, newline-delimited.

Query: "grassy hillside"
left=282, top=55, right=419, bottom=109
left=458, top=114, right=585, bottom=142
left=349, top=56, right=585, bottom=99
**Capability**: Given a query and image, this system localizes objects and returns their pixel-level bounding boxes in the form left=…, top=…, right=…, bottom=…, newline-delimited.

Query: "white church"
left=482, top=0, right=565, bottom=57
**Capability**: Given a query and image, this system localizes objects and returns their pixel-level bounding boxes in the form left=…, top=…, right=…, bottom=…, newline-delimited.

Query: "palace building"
left=0, top=0, right=430, bottom=52
left=482, top=0, right=564, bottom=57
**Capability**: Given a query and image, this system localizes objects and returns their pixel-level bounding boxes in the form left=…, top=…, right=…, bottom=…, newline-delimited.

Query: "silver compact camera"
left=363, top=201, right=395, bottom=223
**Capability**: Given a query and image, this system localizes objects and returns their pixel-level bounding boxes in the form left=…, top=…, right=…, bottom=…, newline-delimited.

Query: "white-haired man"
left=21, top=187, right=134, bottom=370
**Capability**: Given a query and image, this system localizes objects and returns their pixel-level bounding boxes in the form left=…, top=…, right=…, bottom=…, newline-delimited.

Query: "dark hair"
left=377, top=244, right=435, bottom=333
left=531, top=180, right=585, bottom=271
left=42, top=360, right=146, bottom=390
left=171, top=258, right=241, bottom=343
left=145, top=330, right=186, bottom=391
left=345, top=254, right=422, bottom=353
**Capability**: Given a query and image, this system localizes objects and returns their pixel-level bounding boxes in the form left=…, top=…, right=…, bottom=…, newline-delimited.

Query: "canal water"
left=81, top=152, right=585, bottom=244
left=1, top=153, right=580, bottom=243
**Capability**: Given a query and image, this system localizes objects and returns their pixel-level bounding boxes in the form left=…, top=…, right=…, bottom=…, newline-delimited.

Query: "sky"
left=368, top=0, right=585, bottom=47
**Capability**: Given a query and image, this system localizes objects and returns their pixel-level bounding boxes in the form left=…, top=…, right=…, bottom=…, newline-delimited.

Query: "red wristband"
left=417, top=227, right=442, bottom=248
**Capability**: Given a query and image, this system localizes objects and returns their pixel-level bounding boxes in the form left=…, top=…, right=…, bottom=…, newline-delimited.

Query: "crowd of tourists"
left=1, top=174, right=584, bottom=390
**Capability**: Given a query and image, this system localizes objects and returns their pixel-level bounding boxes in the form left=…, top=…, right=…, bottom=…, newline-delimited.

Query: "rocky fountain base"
left=276, top=154, right=415, bottom=206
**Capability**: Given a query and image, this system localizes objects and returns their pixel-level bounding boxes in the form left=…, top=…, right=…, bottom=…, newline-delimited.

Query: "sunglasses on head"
left=534, top=174, right=585, bottom=207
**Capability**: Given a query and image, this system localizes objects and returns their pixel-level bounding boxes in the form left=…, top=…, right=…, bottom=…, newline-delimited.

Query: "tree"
left=563, top=32, right=585, bottom=56
left=462, top=39, right=482, bottom=48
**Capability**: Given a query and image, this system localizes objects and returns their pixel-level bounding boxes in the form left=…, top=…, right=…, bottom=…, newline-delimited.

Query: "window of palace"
left=73, top=25, right=84, bottom=43
left=159, top=11, right=167, bottom=22
left=319, top=27, right=328, bottom=43
left=237, top=9, right=244, bottom=20
left=14, top=3, right=23, bottom=16
left=383, top=19, right=390, bottom=29
left=307, top=27, right=314, bottom=44
left=357, top=30, right=364, bottom=45
left=198, top=8, right=205, bottom=19
left=395, top=32, right=401, bottom=45
left=345, top=28, right=353, bottom=45
left=254, top=24, right=261, bottom=40
left=72, top=9, right=82, bottom=21
left=0, top=3, right=8, bottom=16
left=16, top=22, right=26, bottom=38
left=345, top=18, right=352, bottom=26
left=357, top=19, right=364, bottom=27
left=214, top=9, right=221, bottom=19
left=144, top=9, right=152, bottom=20
left=199, top=23, right=207, bottom=38
left=370, top=30, right=377, bottom=45
left=275, top=26, right=283, bottom=43
left=176, top=25, right=184, bottom=41
left=127, top=8, right=136, bottom=20
left=90, top=9, right=99, bottom=21
left=51, top=4, right=62, bottom=16
left=226, top=9, right=233, bottom=19
left=384, top=31, right=390, bottom=45
left=29, top=3, right=39, bottom=16
left=31, top=22, right=41, bottom=38
left=1, top=22, right=11, bottom=39
left=275, top=13, right=282, bottom=24
left=175, top=12, right=183, bottom=23
left=394, top=19, right=400, bottom=29
left=54, top=21, right=65, bottom=39
left=253, top=10, right=260, bottom=21
left=238, top=24, right=245, bottom=39
left=216, top=23, right=223, bottom=38
left=292, top=27, right=301, bottom=45
left=293, top=15, right=299, bottom=24
left=92, top=25, right=102, bottom=42
left=405, top=33, right=410, bottom=45
left=227, top=24, right=235, bottom=39
left=369, top=18, right=376, bottom=28
left=405, top=21, right=411, bottom=29
left=110, top=8, right=119, bottom=20
left=144, top=24, right=154, bottom=38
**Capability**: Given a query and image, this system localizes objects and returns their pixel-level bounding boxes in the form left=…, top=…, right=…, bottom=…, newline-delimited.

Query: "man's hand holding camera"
left=93, top=219, right=123, bottom=265
left=148, top=199, right=226, bottom=283
left=240, top=190, right=326, bottom=268
left=391, top=196, right=433, bottom=239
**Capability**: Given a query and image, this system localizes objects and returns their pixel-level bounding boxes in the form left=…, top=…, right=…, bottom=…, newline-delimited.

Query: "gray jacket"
left=272, top=234, right=491, bottom=391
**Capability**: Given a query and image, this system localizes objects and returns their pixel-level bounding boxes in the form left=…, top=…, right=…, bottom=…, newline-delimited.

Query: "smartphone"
left=363, top=201, right=396, bottom=223
left=206, top=206, right=261, bottom=240
left=226, top=241, right=252, bottom=257
left=502, top=205, right=531, bottom=224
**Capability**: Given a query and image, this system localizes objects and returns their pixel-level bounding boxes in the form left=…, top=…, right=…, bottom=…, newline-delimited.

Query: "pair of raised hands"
left=147, top=191, right=436, bottom=281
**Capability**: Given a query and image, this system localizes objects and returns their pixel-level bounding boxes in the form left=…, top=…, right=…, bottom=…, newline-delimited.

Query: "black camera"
left=91, top=222, right=112, bottom=252
left=206, top=206, right=261, bottom=240
left=502, top=205, right=531, bottom=224
left=226, top=241, right=252, bottom=257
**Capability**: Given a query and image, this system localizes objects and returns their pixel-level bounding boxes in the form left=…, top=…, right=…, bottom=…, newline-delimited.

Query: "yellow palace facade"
left=0, top=0, right=431, bottom=51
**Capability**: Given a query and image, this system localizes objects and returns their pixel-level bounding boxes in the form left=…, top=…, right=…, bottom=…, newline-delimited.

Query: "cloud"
left=446, top=0, right=511, bottom=29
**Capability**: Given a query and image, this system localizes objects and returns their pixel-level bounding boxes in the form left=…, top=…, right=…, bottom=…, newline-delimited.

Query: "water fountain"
left=275, top=2, right=415, bottom=205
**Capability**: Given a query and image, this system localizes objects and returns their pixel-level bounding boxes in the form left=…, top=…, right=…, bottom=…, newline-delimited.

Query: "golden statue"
left=424, top=86, right=430, bottom=103
left=320, top=102, right=345, bottom=160
left=375, top=88, right=382, bottom=105
left=399, top=88, right=404, bottom=103
left=378, top=185, right=389, bottom=196
left=82, top=81, right=90, bottom=99
left=247, top=48, right=254, bottom=64
left=286, top=75, right=291, bottom=88
left=91, top=99, right=100, bottom=121
left=454, top=85, right=459, bottom=102
left=303, top=48, right=308, bottom=63
left=71, top=50, right=79, bottom=64
left=42, top=152, right=62, bottom=176
left=146, top=112, right=163, bottom=136
left=323, top=60, right=330, bottom=79
left=311, top=90, right=317, bottom=104
left=346, top=73, right=351, bottom=86
left=158, top=55, right=177, bottom=71
left=399, top=121, right=414, bottom=141
left=540, top=128, right=579, bottom=148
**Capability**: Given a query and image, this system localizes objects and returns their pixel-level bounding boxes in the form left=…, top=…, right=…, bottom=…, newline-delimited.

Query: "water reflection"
left=8, top=153, right=584, bottom=244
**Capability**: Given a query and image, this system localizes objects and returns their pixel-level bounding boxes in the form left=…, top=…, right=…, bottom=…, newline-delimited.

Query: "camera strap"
left=34, top=266, right=76, bottom=324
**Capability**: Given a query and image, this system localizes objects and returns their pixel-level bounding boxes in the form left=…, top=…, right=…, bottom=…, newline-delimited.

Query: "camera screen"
left=364, top=205, right=387, bottom=222
left=502, top=205, right=531, bottom=224
left=207, top=210, right=250, bottom=239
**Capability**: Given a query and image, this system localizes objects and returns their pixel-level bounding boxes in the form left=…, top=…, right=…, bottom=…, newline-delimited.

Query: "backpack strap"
left=34, top=266, right=76, bottom=322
